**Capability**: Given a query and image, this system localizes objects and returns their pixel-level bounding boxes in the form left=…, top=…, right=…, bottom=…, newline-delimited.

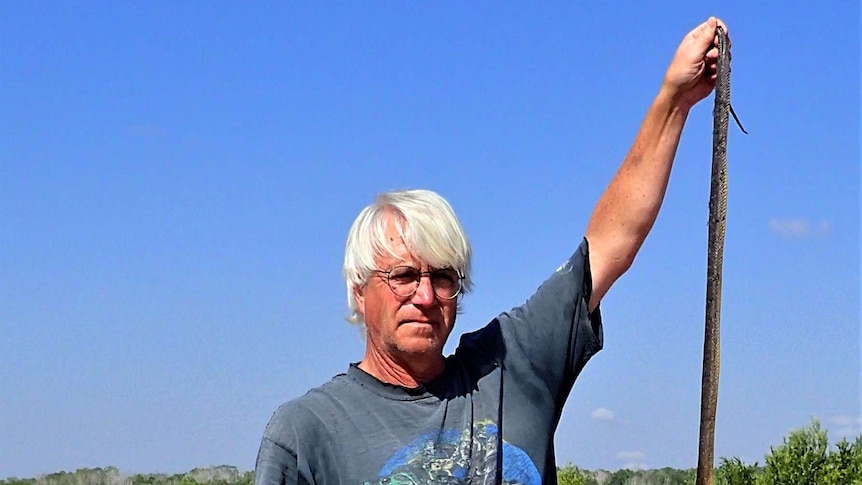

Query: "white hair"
left=343, top=189, right=473, bottom=327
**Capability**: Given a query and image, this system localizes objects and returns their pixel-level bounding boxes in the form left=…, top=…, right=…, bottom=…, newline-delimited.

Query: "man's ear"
left=353, top=285, right=366, bottom=315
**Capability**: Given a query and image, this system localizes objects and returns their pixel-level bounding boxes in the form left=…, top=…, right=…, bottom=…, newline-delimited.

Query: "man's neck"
left=358, top=350, right=445, bottom=388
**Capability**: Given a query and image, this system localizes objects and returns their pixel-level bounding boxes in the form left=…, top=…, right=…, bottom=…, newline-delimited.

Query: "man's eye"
left=389, top=268, right=418, bottom=283
left=432, top=270, right=458, bottom=286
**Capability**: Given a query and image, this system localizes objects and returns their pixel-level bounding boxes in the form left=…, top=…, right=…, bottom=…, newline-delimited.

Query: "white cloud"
left=591, top=407, right=616, bottom=422
left=769, top=218, right=810, bottom=237
left=617, top=450, right=646, bottom=461
left=826, top=415, right=862, bottom=438
left=768, top=218, right=832, bottom=238
left=617, top=451, right=648, bottom=470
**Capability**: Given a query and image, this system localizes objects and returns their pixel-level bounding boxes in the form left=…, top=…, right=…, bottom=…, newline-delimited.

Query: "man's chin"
left=395, top=336, right=445, bottom=356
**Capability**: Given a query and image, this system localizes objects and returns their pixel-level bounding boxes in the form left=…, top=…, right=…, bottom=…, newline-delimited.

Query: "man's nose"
left=411, top=274, right=437, bottom=305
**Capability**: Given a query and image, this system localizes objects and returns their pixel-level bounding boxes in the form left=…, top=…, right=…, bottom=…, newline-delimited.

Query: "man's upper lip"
left=401, top=319, right=433, bottom=325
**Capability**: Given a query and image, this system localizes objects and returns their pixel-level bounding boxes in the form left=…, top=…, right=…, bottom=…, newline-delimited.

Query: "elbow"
left=585, top=234, right=641, bottom=306
left=607, top=251, right=637, bottom=284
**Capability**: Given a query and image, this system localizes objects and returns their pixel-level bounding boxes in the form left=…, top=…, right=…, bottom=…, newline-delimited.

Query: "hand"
left=663, top=17, right=729, bottom=109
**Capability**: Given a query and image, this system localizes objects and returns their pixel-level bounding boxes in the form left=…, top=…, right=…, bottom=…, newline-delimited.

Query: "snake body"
left=696, top=25, right=732, bottom=485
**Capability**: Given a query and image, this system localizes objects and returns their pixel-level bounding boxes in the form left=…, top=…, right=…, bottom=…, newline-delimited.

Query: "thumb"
left=688, top=17, right=718, bottom=53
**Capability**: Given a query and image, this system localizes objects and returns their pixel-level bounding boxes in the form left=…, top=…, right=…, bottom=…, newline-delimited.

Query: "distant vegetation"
left=558, top=421, right=862, bottom=485
left=0, top=466, right=253, bottom=485
left=3, top=422, right=860, bottom=485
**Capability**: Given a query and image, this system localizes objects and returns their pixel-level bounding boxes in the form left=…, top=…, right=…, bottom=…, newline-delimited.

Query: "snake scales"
left=695, top=25, right=745, bottom=485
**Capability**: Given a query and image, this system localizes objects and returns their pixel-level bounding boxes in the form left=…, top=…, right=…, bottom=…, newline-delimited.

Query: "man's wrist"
left=656, top=82, right=694, bottom=119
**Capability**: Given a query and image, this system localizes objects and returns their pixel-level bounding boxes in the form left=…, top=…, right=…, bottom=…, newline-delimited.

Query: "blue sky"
left=1, top=1, right=858, bottom=478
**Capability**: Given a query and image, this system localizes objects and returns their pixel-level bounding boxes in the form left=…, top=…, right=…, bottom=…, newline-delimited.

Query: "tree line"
left=3, top=421, right=860, bottom=485
left=558, top=421, right=862, bottom=485
left=0, top=466, right=253, bottom=485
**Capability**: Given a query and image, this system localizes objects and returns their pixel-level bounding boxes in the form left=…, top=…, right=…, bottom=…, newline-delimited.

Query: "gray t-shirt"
left=255, top=239, right=603, bottom=485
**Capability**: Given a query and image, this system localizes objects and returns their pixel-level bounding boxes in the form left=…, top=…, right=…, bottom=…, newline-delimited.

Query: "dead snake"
left=696, top=25, right=746, bottom=485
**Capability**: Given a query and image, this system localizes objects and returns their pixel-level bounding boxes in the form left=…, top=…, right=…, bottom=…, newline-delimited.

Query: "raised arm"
left=585, top=17, right=729, bottom=311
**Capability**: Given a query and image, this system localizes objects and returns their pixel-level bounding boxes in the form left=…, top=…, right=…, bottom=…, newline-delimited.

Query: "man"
left=256, top=17, right=730, bottom=485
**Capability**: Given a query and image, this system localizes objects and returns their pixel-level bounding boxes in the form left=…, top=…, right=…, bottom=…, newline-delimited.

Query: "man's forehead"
left=374, top=243, right=422, bottom=268
left=375, top=241, right=434, bottom=270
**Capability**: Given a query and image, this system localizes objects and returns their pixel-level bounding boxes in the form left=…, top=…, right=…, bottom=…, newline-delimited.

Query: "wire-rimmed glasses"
left=373, top=266, right=463, bottom=300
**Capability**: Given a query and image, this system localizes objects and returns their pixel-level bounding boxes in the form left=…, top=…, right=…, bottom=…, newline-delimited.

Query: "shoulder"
left=263, top=373, right=355, bottom=447
left=504, top=238, right=593, bottom=323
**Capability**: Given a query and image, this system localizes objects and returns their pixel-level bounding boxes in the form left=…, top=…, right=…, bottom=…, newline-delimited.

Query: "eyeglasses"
left=373, top=266, right=463, bottom=300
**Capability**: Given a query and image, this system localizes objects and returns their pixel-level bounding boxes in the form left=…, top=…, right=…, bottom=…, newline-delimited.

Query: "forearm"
left=585, top=85, right=691, bottom=306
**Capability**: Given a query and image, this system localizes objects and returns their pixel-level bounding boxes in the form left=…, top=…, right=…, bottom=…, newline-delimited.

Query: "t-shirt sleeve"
left=497, top=237, right=603, bottom=406
left=254, top=405, right=315, bottom=485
